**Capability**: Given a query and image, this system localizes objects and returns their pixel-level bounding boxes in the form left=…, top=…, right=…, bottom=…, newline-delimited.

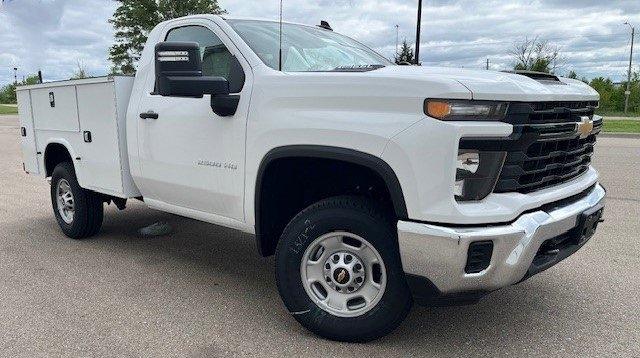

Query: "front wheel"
left=275, top=196, right=412, bottom=342
left=50, top=162, right=104, bottom=239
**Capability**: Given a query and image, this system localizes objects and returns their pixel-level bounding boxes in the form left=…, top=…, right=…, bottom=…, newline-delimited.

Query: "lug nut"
left=325, top=263, right=330, bottom=269
left=333, top=255, right=340, bottom=263
left=355, top=277, right=363, bottom=283
left=354, top=263, right=362, bottom=272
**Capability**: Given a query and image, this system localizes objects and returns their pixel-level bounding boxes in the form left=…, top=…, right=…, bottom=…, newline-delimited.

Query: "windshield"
left=227, top=20, right=392, bottom=72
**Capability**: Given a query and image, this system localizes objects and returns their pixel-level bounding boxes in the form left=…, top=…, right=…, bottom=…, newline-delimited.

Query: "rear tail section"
left=16, top=90, right=40, bottom=175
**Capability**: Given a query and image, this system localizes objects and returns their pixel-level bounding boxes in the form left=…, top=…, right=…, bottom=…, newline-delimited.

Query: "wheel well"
left=44, top=143, right=73, bottom=177
left=255, top=146, right=407, bottom=257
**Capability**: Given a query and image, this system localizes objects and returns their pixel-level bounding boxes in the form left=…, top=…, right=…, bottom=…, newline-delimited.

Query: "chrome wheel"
left=56, top=179, right=75, bottom=224
left=300, top=231, right=386, bottom=317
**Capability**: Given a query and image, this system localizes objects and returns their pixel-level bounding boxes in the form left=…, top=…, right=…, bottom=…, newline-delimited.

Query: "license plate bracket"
left=576, top=204, right=604, bottom=245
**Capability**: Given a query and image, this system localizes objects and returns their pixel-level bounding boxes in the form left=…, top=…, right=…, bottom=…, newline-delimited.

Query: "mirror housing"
left=155, top=42, right=230, bottom=98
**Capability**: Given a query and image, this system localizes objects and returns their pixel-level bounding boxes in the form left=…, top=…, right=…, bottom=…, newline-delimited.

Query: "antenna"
left=278, top=0, right=283, bottom=71
left=318, top=21, right=333, bottom=31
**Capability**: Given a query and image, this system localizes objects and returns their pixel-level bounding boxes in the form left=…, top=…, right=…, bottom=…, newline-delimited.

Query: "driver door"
left=135, top=21, right=251, bottom=222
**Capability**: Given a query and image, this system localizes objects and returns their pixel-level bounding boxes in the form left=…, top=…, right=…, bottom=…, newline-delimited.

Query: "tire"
left=275, top=195, right=412, bottom=342
left=50, top=162, right=104, bottom=239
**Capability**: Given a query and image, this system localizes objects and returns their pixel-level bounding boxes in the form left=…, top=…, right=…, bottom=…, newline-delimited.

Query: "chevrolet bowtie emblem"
left=576, top=116, right=594, bottom=139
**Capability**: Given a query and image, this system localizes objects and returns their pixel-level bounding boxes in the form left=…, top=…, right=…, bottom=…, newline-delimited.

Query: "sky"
left=1, top=0, right=639, bottom=87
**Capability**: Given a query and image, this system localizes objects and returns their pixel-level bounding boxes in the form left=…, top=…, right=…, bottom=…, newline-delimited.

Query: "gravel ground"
left=0, top=115, right=638, bottom=357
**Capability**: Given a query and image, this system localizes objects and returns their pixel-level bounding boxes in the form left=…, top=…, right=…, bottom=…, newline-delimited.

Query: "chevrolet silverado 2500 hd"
left=17, top=15, right=605, bottom=342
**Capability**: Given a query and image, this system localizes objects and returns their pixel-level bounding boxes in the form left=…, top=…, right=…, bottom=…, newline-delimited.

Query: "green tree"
left=394, top=40, right=415, bottom=65
left=0, top=74, right=40, bottom=104
left=624, top=70, right=640, bottom=113
left=0, top=84, right=15, bottom=104
left=511, top=37, right=563, bottom=73
left=590, top=77, right=617, bottom=111
left=565, top=70, right=589, bottom=84
left=109, top=0, right=226, bottom=75
left=589, top=72, right=640, bottom=114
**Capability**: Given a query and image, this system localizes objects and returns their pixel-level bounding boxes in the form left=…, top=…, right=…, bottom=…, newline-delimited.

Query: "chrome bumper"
left=398, top=184, right=606, bottom=295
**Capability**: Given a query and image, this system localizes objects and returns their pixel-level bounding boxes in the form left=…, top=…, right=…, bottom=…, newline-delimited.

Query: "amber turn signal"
left=426, top=101, right=452, bottom=119
left=424, top=99, right=509, bottom=121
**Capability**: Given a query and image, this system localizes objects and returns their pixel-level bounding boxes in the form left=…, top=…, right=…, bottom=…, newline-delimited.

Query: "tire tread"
left=51, top=162, right=103, bottom=239
left=275, top=195, right=412, bottom=342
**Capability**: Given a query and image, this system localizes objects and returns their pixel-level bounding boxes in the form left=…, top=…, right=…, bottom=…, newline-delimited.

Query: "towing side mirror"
left=155, top=42, right=230, bottom=98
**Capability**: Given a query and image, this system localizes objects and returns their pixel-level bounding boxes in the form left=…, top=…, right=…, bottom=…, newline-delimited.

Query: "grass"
left=603, top=120, right=640, bottom=134
left=0, top=104, right=18, bottom=115
left=596, top=110, right=640, bottom=118
left=1, top=103, right=638, bottom=133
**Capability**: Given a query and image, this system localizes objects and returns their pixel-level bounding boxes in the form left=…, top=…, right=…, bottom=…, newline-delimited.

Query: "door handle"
left=140, top=111, right=159, bottom=120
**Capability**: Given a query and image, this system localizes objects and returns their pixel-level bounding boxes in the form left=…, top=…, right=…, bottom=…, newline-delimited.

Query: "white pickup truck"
left=17, top=15, right=605, bottom=342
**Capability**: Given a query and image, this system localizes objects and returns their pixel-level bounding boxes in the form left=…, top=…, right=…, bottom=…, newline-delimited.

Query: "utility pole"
left=486, top=58, right=490, bottom=70
left=278, top=0, right=283, bottom=71
left=415, top=0, right=422, bottom=65
left=395, top=24, right=399, bottom=57
left=624, top=22, right=635, bottom=115
left=13, top=67, right=17, bottom=85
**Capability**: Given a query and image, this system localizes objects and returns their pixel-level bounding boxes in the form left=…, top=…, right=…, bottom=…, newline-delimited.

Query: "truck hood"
left=371, top=66, right=599, bottom=102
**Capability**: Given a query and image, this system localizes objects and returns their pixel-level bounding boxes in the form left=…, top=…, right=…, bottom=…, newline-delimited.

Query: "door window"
left=165, top=25, right=244, bottom=93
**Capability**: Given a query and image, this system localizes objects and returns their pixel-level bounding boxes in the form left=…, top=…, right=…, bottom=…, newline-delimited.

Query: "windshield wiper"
left=329, top=64, right=386, bottom=72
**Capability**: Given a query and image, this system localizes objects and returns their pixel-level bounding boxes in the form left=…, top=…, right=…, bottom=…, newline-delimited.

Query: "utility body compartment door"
left=75, top=78, right=138, bottom=198
left=19, top=77, right=139, bottom=198
left=31, top=86, right=80, bottom=132
left=16, top=90, right=40, bottom=174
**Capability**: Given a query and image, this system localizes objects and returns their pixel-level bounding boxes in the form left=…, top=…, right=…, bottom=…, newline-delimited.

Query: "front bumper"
left=398, top=184, right=605, bottom=302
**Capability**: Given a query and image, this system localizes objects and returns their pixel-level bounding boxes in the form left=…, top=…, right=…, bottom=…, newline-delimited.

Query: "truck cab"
left=17, top=15, right=605, bottom=342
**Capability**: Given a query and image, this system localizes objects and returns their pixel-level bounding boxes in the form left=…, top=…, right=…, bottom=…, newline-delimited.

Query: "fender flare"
left=254, top=145, right=409, bottom=254
left=43, top=139, right=79, bottom=175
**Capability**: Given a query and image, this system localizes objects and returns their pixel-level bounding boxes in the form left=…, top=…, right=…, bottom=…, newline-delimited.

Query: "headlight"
left=425, top=100, right=509, bottom=121
left=455, top=150, right=506, bottom=201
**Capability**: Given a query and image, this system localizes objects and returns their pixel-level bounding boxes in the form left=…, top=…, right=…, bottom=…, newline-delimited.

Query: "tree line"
left=394, top=37, right=639, bottom=114
left=2, top=1, right=638, bottom=115
left=1, top=0, right=225, bottom=104
left=0, top=74, right=39, bottom=104
left=0, top=61, right=90, bottom=104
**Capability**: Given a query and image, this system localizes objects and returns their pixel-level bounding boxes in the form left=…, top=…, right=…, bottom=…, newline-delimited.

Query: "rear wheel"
left=50, top=162, right=103, bottom=239
left=275, top=196, right=412, bottom=342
